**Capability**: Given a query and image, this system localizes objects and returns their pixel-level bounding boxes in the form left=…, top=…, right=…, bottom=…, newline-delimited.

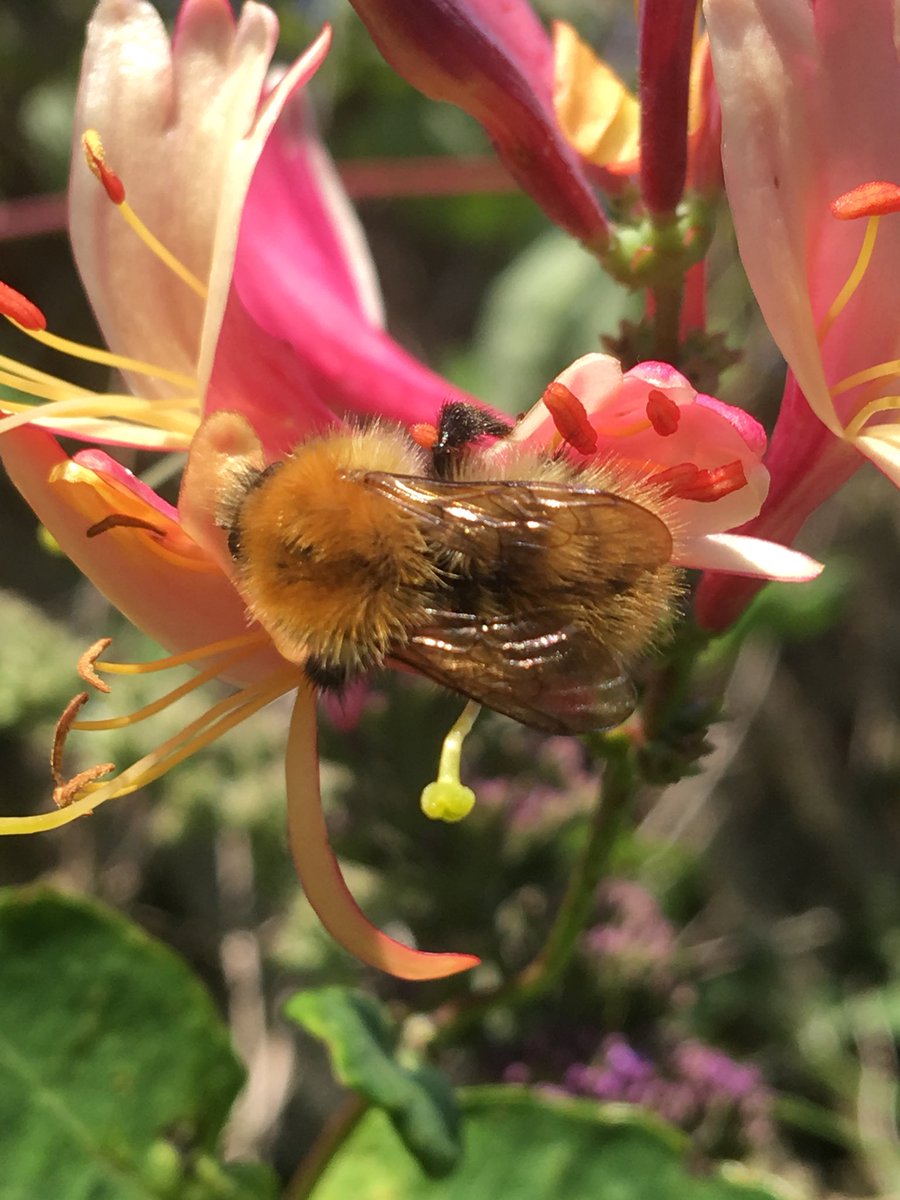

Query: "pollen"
left=410, top=422, right=439, bottom=449
left=82, top=129, right=126, bottom=205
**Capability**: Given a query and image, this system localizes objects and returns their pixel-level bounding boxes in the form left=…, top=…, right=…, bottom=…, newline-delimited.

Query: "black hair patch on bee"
left=432, top=401, right=513, bottom=478
left=224, top=460, right=284, bottom=561
left=304, top=656, right=354, bottom=694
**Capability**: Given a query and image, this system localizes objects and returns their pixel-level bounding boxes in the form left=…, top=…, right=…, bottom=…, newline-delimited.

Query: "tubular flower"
left=697, top=0, right=900, bottom=627
left=0, top=0, right=480, bottom=981
left=345, top=0, right=610, bottom=249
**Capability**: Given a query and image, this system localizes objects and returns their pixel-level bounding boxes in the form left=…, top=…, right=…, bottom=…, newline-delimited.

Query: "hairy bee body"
left=217, top=415, right=679, bottom=734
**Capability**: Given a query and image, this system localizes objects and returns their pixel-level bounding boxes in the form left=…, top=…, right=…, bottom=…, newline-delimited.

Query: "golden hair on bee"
left=190, top=406, right=682, bottom=734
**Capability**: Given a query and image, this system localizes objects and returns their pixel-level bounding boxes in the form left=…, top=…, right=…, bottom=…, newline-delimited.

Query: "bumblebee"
left=212, top=403, right=679, bottom=734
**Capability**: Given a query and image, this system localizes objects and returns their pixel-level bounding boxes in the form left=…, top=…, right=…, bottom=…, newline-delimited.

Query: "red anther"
left=831, top=181, right=900, bottom=220
left=652, top=461, right=699, bottom=491
left=82, top=130, right=126, bottom=205
left=0, top=281, right=47, bottom=330
left=646, top=388, right=681, bottom=436
left=661, top=458, right=747, bottom=502
left=409, top=422, right=438, bottom=449
left=541, top=381, right=598, bottom=455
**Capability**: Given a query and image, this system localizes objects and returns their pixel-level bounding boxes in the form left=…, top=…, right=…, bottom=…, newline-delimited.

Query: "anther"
left=541, top=381, right=598, bottom=455
left=646, top=388, right=680, bottom=436
left=51, top=692, right=115, bottom=809
left=82, top=130, right=126, bottom=205
left=0, top=281, right=47, bottom=331
left=86, top=514, right=167, bottom=540
left=77, top=638, right=113, bottom=694
left=655, top=459, right=747, bottom=502
left=831, top=181, right=900, bottom=220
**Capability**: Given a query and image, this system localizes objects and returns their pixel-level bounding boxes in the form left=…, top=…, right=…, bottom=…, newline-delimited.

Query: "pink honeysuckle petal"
left=705, top=0, right=900, bottom=451
left=285, top=684, right=480, bottom=980
left=246, top=86, right=385, bottom=329
left=510, top=353, right=770, bottom=536
left=703, top=0, right=836, bottom=433
left=347, top=0, right=609, bottom=248
left=678, top=532, right=823, bottom=581
left=0, top=425, right=279, bottom=682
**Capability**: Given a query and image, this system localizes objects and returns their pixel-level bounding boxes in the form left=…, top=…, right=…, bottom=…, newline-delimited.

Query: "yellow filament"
left=0, top=355, right=95, bottom=394
left=844, top=395, right=900, bottom=440
left=8, top=322, right=196, bottom=390
left=98, top=631, right=271, bottom=676
left=831, top=358, right=900, bottom=398
left=0, top=666, right=300, bottom=835
left=818, top=216, right=880, bottom=343
left=73, top=642, right=265, bottom=731
left=420, top=700, right=481, bottom=823
left=0, top=394, right=199, bottom=436
left=117, top=201, right=209, bottom=301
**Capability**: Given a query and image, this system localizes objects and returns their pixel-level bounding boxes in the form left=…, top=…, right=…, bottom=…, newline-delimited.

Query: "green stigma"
left=420, top=700, right=481, bottom=824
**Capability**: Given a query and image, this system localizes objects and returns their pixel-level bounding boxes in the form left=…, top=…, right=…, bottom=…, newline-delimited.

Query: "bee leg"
left=432, top=401, right=513, bottom=478
left=304, top=656, right=355, bottom=694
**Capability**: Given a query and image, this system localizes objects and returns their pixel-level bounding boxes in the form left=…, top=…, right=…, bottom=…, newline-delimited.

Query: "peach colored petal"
left=285, top=686, right=480, bottom=980
left=0, top=425, right=279, bottom=681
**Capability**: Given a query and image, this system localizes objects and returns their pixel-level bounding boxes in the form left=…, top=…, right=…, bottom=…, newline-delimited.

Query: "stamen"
left=86, top=515, right=167, bottom=540
left=0, top=282, right=47, bottom=330
left=82, top=130, right=208, bottom=301
left=0, top=394, right=199, bottom=438
left=96, top=631, right=270, bottom=676
left=541, top=382, right=598, bottom=455
left=0, top=665, right=300, bottom=835
left=78, top=638, right=113, bottom=693
left=50, top=692, right=115, bottom=809
left=844, top=395, right=900, bottom=441
left=646, top=388, right=680, bottom=436
left=818, top=216, right=880, bottom=342
left=654, top=459, right=747, bottom=502
left=72, top=642, right=268, bottom=732
left=831, top=358, right=900, bottom=397
left=831, top=181, right=900, bottom=220
left=420, top=700, right=480, bottom=823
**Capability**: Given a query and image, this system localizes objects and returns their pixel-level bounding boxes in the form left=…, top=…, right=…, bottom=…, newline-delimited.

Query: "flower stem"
left=432, top=736, right=637, bottom=1042
left=283, top=1093, right=368, bottom=1200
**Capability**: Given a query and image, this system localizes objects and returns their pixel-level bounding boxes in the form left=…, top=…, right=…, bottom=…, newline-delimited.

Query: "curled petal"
left=678, top=531, right=823, bottom=580
left=285, top=686, right=480, bottom=981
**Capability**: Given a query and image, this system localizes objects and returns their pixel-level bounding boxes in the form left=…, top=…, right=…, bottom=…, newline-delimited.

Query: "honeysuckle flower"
left=0, top=0, right=481, bottom=981
left=509, top=353, right=822, bottom=584
left=696, top=0, right=900, bottom=627
left=345, top=0, right=610, bottom=249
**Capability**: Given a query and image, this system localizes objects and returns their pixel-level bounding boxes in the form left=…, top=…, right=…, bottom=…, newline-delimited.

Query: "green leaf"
left=0, top=888, right=277, bottom=1200
left=312, top=1086, right=789, bottom=1200
left=285, top=986, right=461, bottom=1177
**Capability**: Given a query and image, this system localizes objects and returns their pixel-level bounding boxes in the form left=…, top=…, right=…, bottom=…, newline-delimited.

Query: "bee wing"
left=393, top=609, right=636, bottom=735
left=364, top=474, right=672, bottom=565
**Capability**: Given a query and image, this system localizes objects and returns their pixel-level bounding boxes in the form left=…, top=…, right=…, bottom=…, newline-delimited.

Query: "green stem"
left=283, top=1093, right=368, bottom=1200
left=432, top=737, right=636, bottom=1043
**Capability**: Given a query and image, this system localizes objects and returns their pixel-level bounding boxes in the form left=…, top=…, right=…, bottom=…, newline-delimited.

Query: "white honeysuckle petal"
left=704, top=0, right=840, bottom=435
left=197, top=26, right=331, bottom=396
left=30, top=415, right=195, bottom=451
left=69, top=0, right=284, bottom=397
left=677, top=532, right=823, bottom=580
left=855, top=425, right=900, bottom=487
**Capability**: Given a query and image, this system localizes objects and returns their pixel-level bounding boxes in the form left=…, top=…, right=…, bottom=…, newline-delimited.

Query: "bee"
left=209, top=404, right=680, bottom=734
